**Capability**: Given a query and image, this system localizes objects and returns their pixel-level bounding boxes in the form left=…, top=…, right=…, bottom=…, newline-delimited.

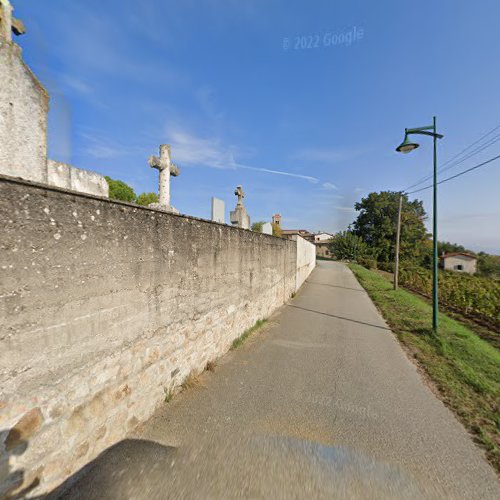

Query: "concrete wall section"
left=0, top=42, right=48, bottom=183
left=0, top=176, right=298, bottom=496
left=293, top=235, right=316, bottom=291
left=47, top=160, right=109, bottom=197
left=46, top=159, right=71, bottom=189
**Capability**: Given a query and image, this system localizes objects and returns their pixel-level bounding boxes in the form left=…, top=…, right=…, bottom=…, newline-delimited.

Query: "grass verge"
left=349, top=263, right=500, bottom=473
left=231, top=319, right=267, bottom=350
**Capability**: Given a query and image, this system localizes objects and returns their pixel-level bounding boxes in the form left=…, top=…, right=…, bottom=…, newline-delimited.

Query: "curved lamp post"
left=396, top=117, right=444, bottom=334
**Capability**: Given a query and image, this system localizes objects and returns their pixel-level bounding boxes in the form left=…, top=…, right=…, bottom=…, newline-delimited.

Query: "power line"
left=402, top=131, right=500, bottom=191
left=406, top=153, right=500, bottom=195
left=401, top=125, right=500, bottom=191
left=439, top=125, right=500, bottom=168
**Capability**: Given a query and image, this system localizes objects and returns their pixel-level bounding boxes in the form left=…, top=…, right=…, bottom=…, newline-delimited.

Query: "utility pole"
left=394, top=194, right=403, bottom=290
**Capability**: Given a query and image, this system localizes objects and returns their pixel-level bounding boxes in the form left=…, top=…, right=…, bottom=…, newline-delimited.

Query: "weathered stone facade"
left=0, top=39, right=108, bottom=198
left=0, top=175, right=315, bottom=497
left=0, top=41, right=48, bottom=184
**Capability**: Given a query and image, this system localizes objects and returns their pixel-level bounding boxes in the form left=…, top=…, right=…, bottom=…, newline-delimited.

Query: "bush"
left=358, top=257, right=377, bottom=270
left=105, top=176, right=136, bottom=202
left=377, top=261, right=394, bottom=273
left=329, top=231, right=368, bottom=261
left=136, top=192, right=159, bottom=206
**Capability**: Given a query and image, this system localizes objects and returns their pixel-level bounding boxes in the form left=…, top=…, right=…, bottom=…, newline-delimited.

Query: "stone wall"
left=47, top=160, right=109, bottom=198
left=0, top=41, right=48, bottom=184
left=0, top=175, right=314, bottom=497
left=293, top=235, right=317, bottom=291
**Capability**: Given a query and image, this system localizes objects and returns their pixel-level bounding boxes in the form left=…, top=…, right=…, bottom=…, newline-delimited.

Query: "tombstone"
left=230, top=185, right=250, bottom=229
left=261, top=222, right=273, bottom=235
left=0, top=0, right=25, bottom=42
left=211, top=197, right=225, bottom=224
left=148, top=144, right=180, bottom=213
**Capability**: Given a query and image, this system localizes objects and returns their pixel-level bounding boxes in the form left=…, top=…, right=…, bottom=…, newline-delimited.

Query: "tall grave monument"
left=230, top=185, right=250, bottom=229
left=148, top=144, right=180, bottom=213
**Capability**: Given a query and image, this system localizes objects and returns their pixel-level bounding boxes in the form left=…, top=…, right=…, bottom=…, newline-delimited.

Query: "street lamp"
left=396, top=117, right=444, bottom=334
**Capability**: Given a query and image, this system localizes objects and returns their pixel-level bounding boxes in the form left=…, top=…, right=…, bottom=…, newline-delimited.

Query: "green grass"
left=231, top=319, right=267, bottom=350
left=349, top=264, right=500, bottom=472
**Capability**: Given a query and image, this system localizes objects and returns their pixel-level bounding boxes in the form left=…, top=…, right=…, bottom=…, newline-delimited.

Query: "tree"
left=352, top=191, right=427, bottom=263
left=438, top=241, right=466, bottom=255
left=105, top=176, right=136, bottom=202
left=477, top=252, right=500, bottom=278
left=328, top=231, right=368, bottom=261
left=136, top=192, right=159, bottom=206
left=251, top=221, right=265, bottom=232
left=272, top=223, right=282, bottom=238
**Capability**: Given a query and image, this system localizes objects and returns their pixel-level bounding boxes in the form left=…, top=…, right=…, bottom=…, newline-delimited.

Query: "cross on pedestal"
left=234, top=185, right=245, bottom=207
left=230, top=185, right=250, bottom=229
left=0, top=0, right=26, bottom=42
left=148, top=144, right=180, bottom=212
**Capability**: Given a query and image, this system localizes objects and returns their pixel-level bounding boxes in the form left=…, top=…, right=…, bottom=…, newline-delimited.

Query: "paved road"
left=59, top=261, right=499, bottom=499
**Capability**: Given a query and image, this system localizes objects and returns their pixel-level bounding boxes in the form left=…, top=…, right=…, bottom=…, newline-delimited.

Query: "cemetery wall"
left=47, top=160, right=109, bottom=197
left=293, top=235, right=317, bottom=291
left=0, top=175, right=313, bottom=497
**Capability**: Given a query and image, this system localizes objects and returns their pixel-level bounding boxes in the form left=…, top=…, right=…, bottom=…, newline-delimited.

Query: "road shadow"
left=47, top=439, right=176, bottom=500
left=287, top=304, right=391, bottom=331
left=0, top=428, right=39, bottom=499
left=306, top=281, right=365, bottom=293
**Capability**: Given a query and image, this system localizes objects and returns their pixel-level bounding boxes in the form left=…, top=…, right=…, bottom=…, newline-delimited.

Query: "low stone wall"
left=47, top=160, right=109, bottom=197
left=293, top=235, right=317, bottom=291
left=0, top=175, right=313, bottom=497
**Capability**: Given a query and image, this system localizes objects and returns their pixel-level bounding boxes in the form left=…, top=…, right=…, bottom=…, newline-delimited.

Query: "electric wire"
left=401, top=125, right=500, bottom=191
left=406, top=154, right=500, bottom=195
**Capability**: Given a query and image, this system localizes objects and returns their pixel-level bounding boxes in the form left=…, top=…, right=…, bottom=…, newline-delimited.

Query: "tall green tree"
left=353, top=191, right=427, bottom=263
left=105, top=176, right=136, bottom=202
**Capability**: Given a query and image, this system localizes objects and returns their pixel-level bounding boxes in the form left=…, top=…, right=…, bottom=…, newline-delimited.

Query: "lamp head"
left=396, top=133, right=419, bottom=154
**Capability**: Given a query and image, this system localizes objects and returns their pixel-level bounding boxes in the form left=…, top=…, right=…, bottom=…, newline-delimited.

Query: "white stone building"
left=440, top=252, right=477, bottom=275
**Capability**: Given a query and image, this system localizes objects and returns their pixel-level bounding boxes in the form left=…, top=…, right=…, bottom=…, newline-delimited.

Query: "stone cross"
left=149, top=144, right=180, bottom=209
left=0, top=0, right=26, bottom=42
left=234, top=185, right=245, bottom=206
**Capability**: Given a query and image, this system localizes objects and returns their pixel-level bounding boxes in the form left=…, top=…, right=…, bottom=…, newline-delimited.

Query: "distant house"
left=281, top=229, right=313, bottom=240
left=312, top=232, right=334, bottom=243
left=440, top=252, right=477, bottom=275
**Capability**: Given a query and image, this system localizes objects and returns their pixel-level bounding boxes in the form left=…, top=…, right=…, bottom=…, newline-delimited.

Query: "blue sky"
left=15, top=0, right=500, bottom=253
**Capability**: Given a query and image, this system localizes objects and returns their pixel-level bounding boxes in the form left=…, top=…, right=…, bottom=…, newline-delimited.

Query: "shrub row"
left=399, top=265, right=500, bottom=325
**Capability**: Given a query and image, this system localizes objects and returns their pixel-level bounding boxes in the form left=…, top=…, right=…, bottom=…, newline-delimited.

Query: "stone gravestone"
left=211, top=197, right=225, bottom=223
left=148, top=144, right=180, bottom=213
left=230, top=185, right=250, bottom=229
left=261, top=222, right=272, bottom=235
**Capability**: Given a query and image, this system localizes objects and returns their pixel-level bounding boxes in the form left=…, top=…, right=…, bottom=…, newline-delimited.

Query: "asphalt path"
left=58, top=261, right=499, bottom=499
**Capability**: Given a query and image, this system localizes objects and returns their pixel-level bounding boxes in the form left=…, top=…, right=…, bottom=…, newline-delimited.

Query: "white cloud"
left=79, top=130, right=147, bottom=159
left=164, top=125, right=319, bottom=183
left=333, top=205, right=357, bottom=213
left=322, top=182, right=338, bottom=190
left=293, top=148, right=358, bottom=164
